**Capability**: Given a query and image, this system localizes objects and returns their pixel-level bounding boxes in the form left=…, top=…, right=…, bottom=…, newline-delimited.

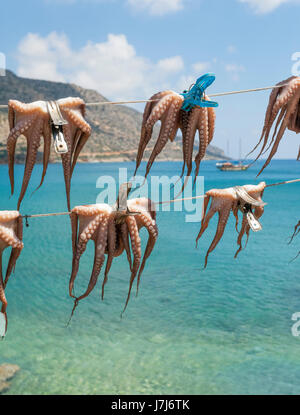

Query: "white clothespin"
left=0, top=312, right=6, bottom=338
left=234, top=186, right=266, bottom=232
left=47, top=101, right=68, bottom=154
left=114, top=182, right=139, bottom=224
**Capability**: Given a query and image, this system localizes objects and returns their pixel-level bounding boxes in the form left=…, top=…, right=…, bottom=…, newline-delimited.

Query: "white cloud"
left=192, top=61, right=211, bottom=73
left=225, top=63, right=245, bottom=81
left=237, top=0, right=299, bottom=14
left=227, top=45, right=236, bottom=54
left=157, top=56, right=184, bottom=73
left=44, top=0, right=185, bottom=15
left=127, top=0, right=184, bottom=16
left=16, top=32, right=194, bottom=101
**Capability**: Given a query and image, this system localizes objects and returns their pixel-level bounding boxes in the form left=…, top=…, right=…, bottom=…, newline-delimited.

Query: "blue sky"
left=1, top=0, right=300, bottom=158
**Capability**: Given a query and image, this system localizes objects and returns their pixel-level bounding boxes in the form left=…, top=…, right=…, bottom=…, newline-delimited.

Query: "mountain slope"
left=0, top=70, right=228, bottom=163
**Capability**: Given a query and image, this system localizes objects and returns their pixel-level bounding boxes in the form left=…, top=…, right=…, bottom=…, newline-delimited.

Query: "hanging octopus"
left=69, top=197, right=158, bottom=317
left=179, top=95, right=216, bottom=186
left=134, top=90, right=184, bottom=178
left=249, top=76, right=300, bottom=176
left=196, top=182, right=266, bottom=267
left=0, top=211, right=23, bottom=336
left=7, top=97, right=91, bottom=210
left=134, top=90, right=216, bottom=189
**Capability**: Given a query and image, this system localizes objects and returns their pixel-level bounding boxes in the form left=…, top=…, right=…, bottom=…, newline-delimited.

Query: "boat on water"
left=216, top=139, right=249, bottom=171
left=216, top=160, right=249, bottom=171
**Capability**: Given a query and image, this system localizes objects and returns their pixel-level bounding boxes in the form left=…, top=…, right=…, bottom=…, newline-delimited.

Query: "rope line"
left=19, top=178, right=300, bottom=219
left=265, top=178, right=300, bottom=188
left=0, top=83, right=289, bottom=110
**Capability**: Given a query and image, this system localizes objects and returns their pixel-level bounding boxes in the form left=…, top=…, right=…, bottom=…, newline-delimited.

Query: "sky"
left=0, top=0, right=300, bottom=158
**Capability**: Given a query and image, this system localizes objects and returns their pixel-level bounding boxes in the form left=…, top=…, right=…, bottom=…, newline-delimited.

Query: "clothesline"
left=0, top=83, right=289, bottom=110
left=20, top=178, right=300, bottom=220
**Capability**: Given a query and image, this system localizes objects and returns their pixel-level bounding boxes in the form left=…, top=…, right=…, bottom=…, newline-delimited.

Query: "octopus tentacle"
left=7, top=98, right=91, bottom=209
left=61, top=125, right=72, bottom=211
left=260, top=105, right=287, bottom=157
left=257, top=90, right=300, bottom=176
left=0, top=212, right=24, bottom=335
left=195, top=195, right=214, bottom=247
left=135, top=211, right=158, bottom=295
left=178, top=109, right=190, bottom=177
left=35, top=121, right=52, bottom=192
left=144, top=94, right=183, bottom=178
left=8, top=106, right=15, bottom=130
left=70, top=212, right=78, bottom=256
left=194, top=108, right=209, bottom=186
left=17, top=119, right=44, bottom=210
left=204, top=207, right=231, bottom=268
left=69, top=213, right=104, bottom=298
left=7, top=115, right=37, bottom=196
left=289, top=220, right=300, bottom=244
left=113, top=228, right=125, bottom=257
left=250, top=79, right=294, bottom=157
left=249, top=76, right=300, bottom=172
left=144, top=93, right=174, bottom=131
left=102, top=216, right=116, bottom=299
left=74, top=216, right=108, bottom=304
left=122, top=215, right=141, bottom=314
left=134, top=91, right=170, bottom=175
left=4, top=216, right=23, bottom=287
left=184, top=107, right=200, bottom=179
left=68, top=199, right=157, bottom=319
left=196, top=183, right=265, bottom=265
left=235, top=204, right=264, bottom=258
left=207, top=105, right=216, bottom=144
left=61, top=107, right=91, bottom=176
left=70, top=132, right=90, bottom=176
left=234, top=215, right=249, bottom=258
left=232, top=202, right=239, bottom=232
left=0, top=254, right=8, bottom=334
left=120, top=222, right=132, bottom=271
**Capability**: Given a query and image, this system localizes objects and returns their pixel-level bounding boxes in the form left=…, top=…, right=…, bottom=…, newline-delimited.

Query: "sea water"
left=0, top=160, right=300, bottom=395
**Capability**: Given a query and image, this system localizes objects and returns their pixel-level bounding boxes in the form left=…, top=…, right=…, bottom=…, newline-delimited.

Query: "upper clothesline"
left=0, top=83, right=290, bottom=109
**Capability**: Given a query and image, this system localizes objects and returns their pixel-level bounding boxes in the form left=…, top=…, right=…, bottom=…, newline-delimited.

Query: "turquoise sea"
left=0, top=159, right=300, bottom=395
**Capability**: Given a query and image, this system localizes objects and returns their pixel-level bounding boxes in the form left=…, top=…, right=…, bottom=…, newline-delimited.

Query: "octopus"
left=68, top=197, right=158, bottom=318
left=196, top=182, right=266, bottom=268
left=134, top=90, right=216, bottom=190
left=0, top=211, right=23, bottom=336
left=179, top=96, right=216, bottom=187
left=249, top=76, right=300, bottom=176
left=7, top=97, right=91, bottom=210
left=134, top=90, right=184, bottom=178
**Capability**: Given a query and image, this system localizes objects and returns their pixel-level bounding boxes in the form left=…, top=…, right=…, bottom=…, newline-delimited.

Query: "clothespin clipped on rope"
left=47, top=101, right=68, bottom=154
left=181, top=73, right=219, bottom=112
left=0, top=312, right=7, bottom=339
left=114, top=182, right=140, bottom=224
left=234, top=186, right=267, bottom=232
left=24, top=214, right=30, bottom=228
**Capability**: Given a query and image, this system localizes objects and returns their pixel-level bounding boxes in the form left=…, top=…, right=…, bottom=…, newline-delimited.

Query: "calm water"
left=0, top=160, right=300, bottom=395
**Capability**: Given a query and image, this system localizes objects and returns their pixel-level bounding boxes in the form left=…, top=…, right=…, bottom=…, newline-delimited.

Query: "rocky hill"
left=0, top=71, right=228, bottom=163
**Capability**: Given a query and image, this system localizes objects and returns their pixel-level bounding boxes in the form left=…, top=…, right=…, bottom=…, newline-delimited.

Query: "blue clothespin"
left=181, top=73, right=218, bottom=112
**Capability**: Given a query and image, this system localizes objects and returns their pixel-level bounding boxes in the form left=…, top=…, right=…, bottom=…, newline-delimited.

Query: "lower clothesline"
left=19, top=178, right=300, bottom=220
